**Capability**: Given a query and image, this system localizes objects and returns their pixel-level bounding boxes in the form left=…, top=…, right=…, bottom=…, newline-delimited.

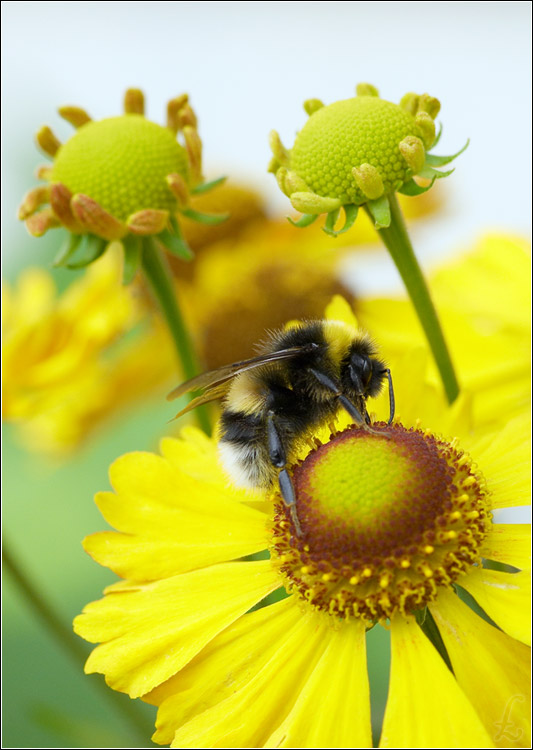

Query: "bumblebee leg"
left=307, top=367, right=365, bottom=425
left=384, top=368, right=395, bottom=424
left=266, top=412, right=303, bottom=536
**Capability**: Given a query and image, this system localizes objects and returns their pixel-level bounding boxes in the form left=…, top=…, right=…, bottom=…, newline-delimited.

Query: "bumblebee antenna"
left=385, top=368, right=395, bottom=424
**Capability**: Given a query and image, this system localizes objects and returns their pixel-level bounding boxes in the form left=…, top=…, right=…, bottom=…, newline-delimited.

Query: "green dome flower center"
left=306, top=433, right=418, bottom=526
left=50, top=115, right=189, bottom=221
left=290, top=97, right=423, bottom=205
left=271, top=423, right=490, bottom=622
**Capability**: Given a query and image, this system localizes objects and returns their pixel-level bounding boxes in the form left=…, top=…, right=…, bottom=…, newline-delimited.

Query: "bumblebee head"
left=346, top=346, right=387, bottom=399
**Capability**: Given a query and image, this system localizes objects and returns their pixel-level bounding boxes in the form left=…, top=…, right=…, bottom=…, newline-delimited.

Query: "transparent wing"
left=166, top=343, right=318, bottom=402
left=169, top=382, right=230, bottom=421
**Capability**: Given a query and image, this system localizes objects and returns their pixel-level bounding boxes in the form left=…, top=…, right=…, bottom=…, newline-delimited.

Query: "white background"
left=2, top=1, right=531, bottom=288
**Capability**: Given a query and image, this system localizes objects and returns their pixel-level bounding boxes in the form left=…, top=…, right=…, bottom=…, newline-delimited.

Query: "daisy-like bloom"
left=75, top=298, right=530, bottom=748
left=173, top=179, right=447, bottom=369
left=180, top=218, right=355, bottom=369
left=18, top=88, right=226, bottom=276
left=2, top=246, right=174, bottom=456
left=3, top=246, right=136, bottom=422
left=269, top=82, right=466, bottom=233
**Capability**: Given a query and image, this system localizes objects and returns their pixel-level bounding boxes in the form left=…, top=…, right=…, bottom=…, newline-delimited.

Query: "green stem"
left=2, top=539, right=151, bottom=743
left=368, top=193, right=460, bottom=404
left=141, top=239, right=211, bottom=434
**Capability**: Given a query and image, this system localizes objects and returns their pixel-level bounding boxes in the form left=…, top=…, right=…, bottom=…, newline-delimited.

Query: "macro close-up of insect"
left=168, top=320, right=395, bottom=534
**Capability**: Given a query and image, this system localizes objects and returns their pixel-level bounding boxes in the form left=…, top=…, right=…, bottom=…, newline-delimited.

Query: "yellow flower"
left=174, top=180, right=447, bottom=370
left=181, top=218, right=356, bottom=369
left=2, top=246, right=173, bottom=456
left=172, top=177, right=444, bottom=270
left=18, top=88, right=226, bottom=275
left=3, top=245, right=135, bottom=418
left=178, top=180, right=267, bottom=256
left=358, top=233, right=531, bottom=428
left=75, top=300, right=530, bottom=748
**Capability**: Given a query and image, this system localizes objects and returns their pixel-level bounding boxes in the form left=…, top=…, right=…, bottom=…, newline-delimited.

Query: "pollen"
left=270, top=423, right=490, bottom=623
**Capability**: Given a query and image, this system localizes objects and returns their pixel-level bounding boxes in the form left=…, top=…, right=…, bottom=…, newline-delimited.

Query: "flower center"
left=290, top=97, right=423, bottom=204
left=271, top=423, right=490, bottom=623
left=50, top=115, right=188, bottom=221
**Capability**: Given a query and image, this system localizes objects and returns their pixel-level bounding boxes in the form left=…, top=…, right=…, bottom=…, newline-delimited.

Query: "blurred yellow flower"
left=171, top=175, right=444, bottom=269
left=3, top=245, right=135, bottom=419
left=74, top=300, right=530, bottom=748
left=174, top=178, right=446, bottom=369
left=2, top=246, right=173, bottom=456
left=181, top=218, right=355, bottom=368
left=358, top=233, right=531, bottom=428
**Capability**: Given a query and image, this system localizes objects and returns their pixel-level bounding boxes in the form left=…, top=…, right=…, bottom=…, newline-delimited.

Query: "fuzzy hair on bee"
left=167, top=319, right=394, bottom=535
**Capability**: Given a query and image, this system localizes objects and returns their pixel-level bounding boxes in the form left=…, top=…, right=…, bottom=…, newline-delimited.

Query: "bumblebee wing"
left=166, top=343, right=318, bottom=402
left=170, top=382, right=230, bottom=421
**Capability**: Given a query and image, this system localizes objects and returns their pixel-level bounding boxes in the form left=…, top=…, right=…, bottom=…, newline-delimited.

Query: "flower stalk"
left=2, top=538, right=152, bottom=743
left=367, top=192, right=460, bottom=404
left=141, top=239, right=212, bottom=434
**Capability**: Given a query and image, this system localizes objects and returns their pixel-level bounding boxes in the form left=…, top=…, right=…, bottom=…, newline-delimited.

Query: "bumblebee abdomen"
left=218, top=410, right=273, bottom=489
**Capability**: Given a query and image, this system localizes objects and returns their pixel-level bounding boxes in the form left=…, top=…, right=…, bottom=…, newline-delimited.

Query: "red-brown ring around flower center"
left=270, top=423, right=490, bottom=622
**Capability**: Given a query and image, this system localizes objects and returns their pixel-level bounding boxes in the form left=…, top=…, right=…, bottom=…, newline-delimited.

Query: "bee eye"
left=361, top=358, right=373, bottom=386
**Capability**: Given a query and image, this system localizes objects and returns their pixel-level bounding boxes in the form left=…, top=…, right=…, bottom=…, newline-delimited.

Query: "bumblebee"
left=168, top=320, right=394, bottom=534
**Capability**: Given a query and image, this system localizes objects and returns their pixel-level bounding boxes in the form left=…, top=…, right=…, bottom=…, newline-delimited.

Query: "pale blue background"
left=2, top=1, right=532, bottom=291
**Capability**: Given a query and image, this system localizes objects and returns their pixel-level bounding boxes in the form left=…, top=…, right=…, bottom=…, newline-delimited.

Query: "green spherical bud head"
left=290, top=96, right=425, bottom=205
left=51, top=115, right=189, bottom=222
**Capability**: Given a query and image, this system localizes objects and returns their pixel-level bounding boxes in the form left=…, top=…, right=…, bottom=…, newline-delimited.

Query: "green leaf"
left=158, top=228, right=194, bottom=260
left=418, top=165, right=455, bottom=180
left=181, top=207, right=229, bottom=225
left=337, top=203, right=359, bottom=234
left=367, top=195, right=391, bottom=229
left=431, top=122, right=443, bottom=148
left=52, top=233, right=82, bottom=267
left=191, top=176, right=227, bottom=195
left=322, top=208, right=341, bottom=236
left=397, top=176, right=437, bottom=196
left=426, top=138, right=470, bottom=167
left=287, top=213, right=318, bottom=228
left=65, top=235, right=107, bottom=269
left=122, top=235, right=142, bottom=284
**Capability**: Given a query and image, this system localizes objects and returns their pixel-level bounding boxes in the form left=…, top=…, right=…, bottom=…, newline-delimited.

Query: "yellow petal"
left=380, top=615, right=493, bottom=748
left=170, top=610, right=334, bottom=748
left=160, top=427, right=227, bottom=485
left=480, top=524, right=531, bottom=571
left=148, top=597, right=302, bottom=744
left=459, top=568, right=531, bottom=646
left=431, top=233, right=531, bottom=332
left=264, top=619, right=372, bottom=748
left=466, top=413, right=530, bottom=509
left=431, top=589, right=531, bottom=748
left=85, top=482, right=269, bottom=580
left=108, top=449, right=249, bottom=514
left=357, top=237, right=531, bottom=432
left=325, top=294, right=360, bottom=329
left=73, top=560, right=280, bottom=698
